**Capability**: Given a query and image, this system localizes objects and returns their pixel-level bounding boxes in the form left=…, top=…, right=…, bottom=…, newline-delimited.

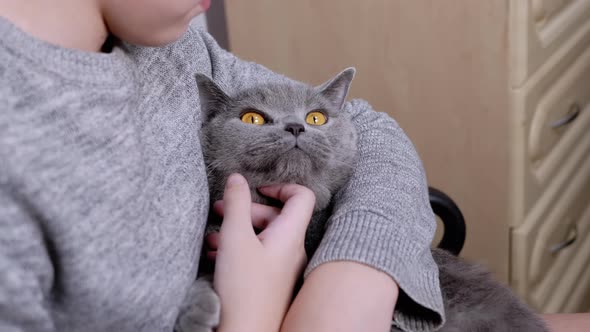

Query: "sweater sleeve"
left=195, top=28, right=445, bottom=332
left=0, top=186, right=56, bottom=332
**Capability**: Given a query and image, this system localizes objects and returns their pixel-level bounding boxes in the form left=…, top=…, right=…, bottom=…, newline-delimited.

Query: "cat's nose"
left=284, top=123, right=305, bottom=137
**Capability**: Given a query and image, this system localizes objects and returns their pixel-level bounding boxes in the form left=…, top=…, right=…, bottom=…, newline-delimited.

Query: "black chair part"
left=429, top=187, right=466, bottom=256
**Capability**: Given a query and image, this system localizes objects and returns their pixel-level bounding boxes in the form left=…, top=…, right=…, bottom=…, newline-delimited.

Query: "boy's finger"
left=214, top=200, right=280, bottom=229
left=205, top=232, right=220, bottom=249
left=258, top=184, right=315, bottom=237
left=212, top=200, right=224, bottom=215
left=220, top=174, right=253, bottom=238
left=250, top=204, right=281, bottom=229
left=206, top=251, right=217, bottom=261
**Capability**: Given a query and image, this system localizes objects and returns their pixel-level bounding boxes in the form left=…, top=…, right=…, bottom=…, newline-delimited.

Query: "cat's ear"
left=316, top=67, right=356, bottom=111
left=195, top=73, right=230, bottom=120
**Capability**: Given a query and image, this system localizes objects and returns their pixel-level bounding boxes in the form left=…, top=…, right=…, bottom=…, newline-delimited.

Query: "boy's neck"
left=1, top=0, right=108, bottom=53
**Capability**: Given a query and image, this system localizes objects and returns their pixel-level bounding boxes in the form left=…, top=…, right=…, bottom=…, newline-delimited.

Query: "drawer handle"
left=550, top=103, right=581, bottom=129
left=549, top=224, right=577, bottom=255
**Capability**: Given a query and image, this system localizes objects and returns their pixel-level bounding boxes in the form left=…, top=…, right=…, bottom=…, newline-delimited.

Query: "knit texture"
left=0, top=17, right=444, bottom=331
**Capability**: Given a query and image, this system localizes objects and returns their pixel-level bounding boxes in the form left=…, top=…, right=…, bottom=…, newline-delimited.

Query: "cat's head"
left=196, top=69, right=358, bottom=211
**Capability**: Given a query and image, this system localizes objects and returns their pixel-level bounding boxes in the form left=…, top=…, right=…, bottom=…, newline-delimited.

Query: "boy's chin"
left=125, top=25, right=190, bottom=47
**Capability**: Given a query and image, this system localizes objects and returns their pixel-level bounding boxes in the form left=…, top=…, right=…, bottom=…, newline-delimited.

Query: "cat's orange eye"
left=241, top=111, right=266, bottom=125
left=305, top=111, right=327, bottom=126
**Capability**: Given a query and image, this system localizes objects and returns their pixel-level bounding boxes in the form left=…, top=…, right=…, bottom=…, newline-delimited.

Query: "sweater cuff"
left=304, top=210, right=445, bottom=332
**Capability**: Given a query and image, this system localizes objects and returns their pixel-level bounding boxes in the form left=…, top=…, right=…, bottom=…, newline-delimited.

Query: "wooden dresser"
left=221, top=0, right=590, bottom=313
left=509, top=0, right=590, bottom=313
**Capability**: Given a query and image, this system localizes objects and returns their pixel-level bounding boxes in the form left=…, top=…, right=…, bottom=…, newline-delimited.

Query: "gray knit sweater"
left=0, top=17, right=443, bottom=332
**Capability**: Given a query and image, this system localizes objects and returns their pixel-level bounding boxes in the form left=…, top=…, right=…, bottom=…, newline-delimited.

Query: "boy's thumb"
left=220, top=173, right=252, bottom=235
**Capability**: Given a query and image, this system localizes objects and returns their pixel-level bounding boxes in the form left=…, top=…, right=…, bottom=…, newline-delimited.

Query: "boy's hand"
left=204, top=200, right=283, bottom=261
left=212, top=174, right=315, bottom=332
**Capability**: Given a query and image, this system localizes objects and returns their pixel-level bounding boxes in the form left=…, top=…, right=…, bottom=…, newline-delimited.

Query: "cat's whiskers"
left=322, top=157, right=356, bottom=169
left=245, top=134, right=291, bottom=151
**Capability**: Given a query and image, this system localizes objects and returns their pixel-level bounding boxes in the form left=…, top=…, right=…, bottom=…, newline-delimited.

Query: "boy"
left=0, top=0, right=444, bottom=331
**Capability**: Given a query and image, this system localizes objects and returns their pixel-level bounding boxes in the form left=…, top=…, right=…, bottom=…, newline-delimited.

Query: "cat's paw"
left=175, top=276, right=220, bottom=332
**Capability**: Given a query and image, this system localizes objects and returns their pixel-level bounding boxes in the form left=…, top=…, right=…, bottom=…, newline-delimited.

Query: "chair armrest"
left=429, top=187, right=466, bottom=256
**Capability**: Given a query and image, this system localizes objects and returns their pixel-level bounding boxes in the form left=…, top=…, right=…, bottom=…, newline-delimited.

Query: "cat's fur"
left=175, top=69, right=549, bottom=332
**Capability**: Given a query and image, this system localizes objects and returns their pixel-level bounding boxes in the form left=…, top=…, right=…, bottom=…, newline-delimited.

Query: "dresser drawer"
left=530, top=202, right=590, bottom=312
left=527, top=181, right=590, bottom=284
left=528, top=163, right=590, bottom=285
left=511, top=149, right=590, bottom=303
left=510, top=0, right=590, bottom=86
left=510, top=38, right=590, bottom=223
left=528, top=47, right=590, bottom=181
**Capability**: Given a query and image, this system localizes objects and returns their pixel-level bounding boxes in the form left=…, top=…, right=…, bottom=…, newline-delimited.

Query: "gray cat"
left=175, top=69, right=549, bottom=332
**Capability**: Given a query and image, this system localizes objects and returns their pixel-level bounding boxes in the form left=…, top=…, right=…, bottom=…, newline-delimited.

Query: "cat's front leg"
left=174, top=276, right=220, bottom=332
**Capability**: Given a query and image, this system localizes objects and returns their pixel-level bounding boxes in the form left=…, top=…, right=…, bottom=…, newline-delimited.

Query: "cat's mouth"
left=290, top=139, right=307, bottom=152
left=288, top=144, right=306, bottom=154
left=284, top=140, right=311, bottom=158
left=274, top=137, right=318, bottom=167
